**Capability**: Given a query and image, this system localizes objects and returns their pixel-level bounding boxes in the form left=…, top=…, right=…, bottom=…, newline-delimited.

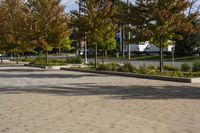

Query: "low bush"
left=192, top=59, right=200, bottom=72
left=122, top=62, right=135, bottom=72
left=90, top=62, right=200, bottom=78
left=139, top=63, right=147, bottom=70
left=181, top=63, right=191, bottom=72
left=192, top=71, right=200, bottom=77
left=11, top=58, right=33, bottom=62
left=147, top=65, right=156, bottom=70
left=66, top=57, right=82, bottom=64
left=163, top=65, right=179, bottom=71
left=107, top=62, right=118, bottom=71
left=31, top=56, right=67, bottom=66
left=97, top=62, right=118, bottom=71
left=184, top=72, right=193, bottom=78
left=96, top=64, right=107, bottom=70
left=146, top=69, right=157, bottom=75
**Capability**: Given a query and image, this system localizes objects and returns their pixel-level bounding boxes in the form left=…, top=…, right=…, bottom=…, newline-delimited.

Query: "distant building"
left=122, top=42, right=174, bottom=55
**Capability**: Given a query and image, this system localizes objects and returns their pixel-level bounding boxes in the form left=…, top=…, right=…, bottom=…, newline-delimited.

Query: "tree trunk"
left=25, top=53, right=28, bottom=60
left=160, top=38, right=163, bottom=72
left=95, top=43, right=98, bottom=68
left=1, top=54, right=3, bottom=63
left=102, top=51, right=104, bottom=64
left=105, top=50, right=108, bottom=62
left=84, top=40, right=88, bottom=64
left=59, top=44, right=61, bottom=55
left=16, top=54, right=19, bottom=64
left=10, top=52, right=13, bottom=60
left=128, top=43, right=131, bottom=60
left=122, top=28, right=125, bottom=59
left=45, top=51, right=48, bottom=64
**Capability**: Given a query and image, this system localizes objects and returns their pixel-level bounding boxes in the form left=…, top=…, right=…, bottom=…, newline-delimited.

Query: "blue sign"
left=116, top=31, right=120, bottom=44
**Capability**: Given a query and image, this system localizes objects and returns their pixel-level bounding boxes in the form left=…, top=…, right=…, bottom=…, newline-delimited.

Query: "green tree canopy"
left=26, top=0, right=70, bottom=63
left=0, top=0, right=34, bottom=55
left=128, top=0, right=198, bottom=71
left=70, top=0, right=116, bottom=67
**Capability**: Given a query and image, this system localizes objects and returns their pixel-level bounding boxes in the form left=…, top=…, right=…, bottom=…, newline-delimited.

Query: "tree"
left=175, top=1, right=200, bottom=56
left=100, top=24, right=117, bottom=63
left=0, top=0, right=34, bottom=64
left=0, top=2, right=5, bottom=63
left=27, top=0, right=70, bottom=64
left=70, top=0, right=116, bottom=67
left=175, top=22, right=200, bottom=56
left=113, top=0, right=127, bottom=58
left=129, top=0, right=197, bottom=72
left=59, top=37, right=75, bottom=53
left=69, top=8, right=88, bottom=56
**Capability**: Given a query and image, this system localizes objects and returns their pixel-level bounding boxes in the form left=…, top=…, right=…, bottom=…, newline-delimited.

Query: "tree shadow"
left=0, top=73, right=105, bottom=79
left=0, top=83, right=200, bottom=100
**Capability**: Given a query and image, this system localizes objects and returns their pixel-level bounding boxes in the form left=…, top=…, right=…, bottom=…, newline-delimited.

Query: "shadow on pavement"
left=0, top=83, right=200, bottom=100
left=0, top=73, right=105, bottom=79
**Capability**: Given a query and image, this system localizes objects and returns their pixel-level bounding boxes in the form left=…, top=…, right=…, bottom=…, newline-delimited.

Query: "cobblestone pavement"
left=0, top=67, right=200, bottom=133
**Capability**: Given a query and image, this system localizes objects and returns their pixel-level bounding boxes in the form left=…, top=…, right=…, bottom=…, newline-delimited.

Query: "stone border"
left=61, top=68, right=200, bottom=83
left=24, top=64, right=63, bottom=70
left=25, top=64, right=87, bottom=70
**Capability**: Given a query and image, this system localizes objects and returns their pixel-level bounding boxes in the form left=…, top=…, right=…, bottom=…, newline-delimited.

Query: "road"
left=87, top=58, right=192, bottom=68
left=0, top=66, right=200, bottom=133
left=1, top=54, right=193, bottom=68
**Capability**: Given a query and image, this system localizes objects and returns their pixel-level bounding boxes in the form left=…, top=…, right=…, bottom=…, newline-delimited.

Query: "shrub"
left=146, top=69, right=157, bottom=75
left=30, top=56, right=45, bottom=65
left=171, top=71, right=184, bottom=77
left=184, top=72, right=193, bottom=78
left=181, top=63, right=191, bottom=72
left=96, top=64, right=107, bottom=70
left=138, top=63, right=147, bottom=73
left=147, top=65, right=156, bottom=70
left=66, top=57, right=82, bottom=64
left=163, top=65, right=179, bottom=71
left=97, top=63, right=118, bottom=71
left=107, top=62, right=118, bottom=71
left=122, top=62, right=135, bottom=72
left=192, top=72, right=200, bottom=77
left=30, top=56, right=67, bottom=66
left=192, top=60, right=200, bottom=72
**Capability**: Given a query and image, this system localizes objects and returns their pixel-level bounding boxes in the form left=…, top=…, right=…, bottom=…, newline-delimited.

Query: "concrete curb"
left=61, top=68, right=200, bottom=83
left=24, top=64, right=61, bottom=70
left=25, top=64, right=87, bottom=70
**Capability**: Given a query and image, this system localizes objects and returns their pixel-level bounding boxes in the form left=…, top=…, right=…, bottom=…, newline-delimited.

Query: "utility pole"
left=127, top=0, right=131, bottom=60
left=121, top=25, right=125, bottom=59
left=79, top=0, right=88, bottom=64
left=84, top=36, right=88, bottom=64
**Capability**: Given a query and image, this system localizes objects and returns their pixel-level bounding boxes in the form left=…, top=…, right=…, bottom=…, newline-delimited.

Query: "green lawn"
left=91, top=55, right=200, bottom=62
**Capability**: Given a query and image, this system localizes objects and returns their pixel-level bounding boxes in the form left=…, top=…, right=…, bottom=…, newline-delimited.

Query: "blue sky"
left=61, top=0, right=135, bottom=12
left=61, top=0, right=78, bottom=12
left=62, top=0, right=200, bottom=13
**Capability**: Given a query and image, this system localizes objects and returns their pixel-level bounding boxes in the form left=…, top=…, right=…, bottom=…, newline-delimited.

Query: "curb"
left=61, top=68, right=200, bottom=83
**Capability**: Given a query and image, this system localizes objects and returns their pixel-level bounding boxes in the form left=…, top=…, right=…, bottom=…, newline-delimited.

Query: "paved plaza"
left=0, top=67, right=200, bottom=133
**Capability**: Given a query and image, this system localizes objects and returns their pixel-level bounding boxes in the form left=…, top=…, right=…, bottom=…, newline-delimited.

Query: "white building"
left=123, top=41, right=174, bottom=54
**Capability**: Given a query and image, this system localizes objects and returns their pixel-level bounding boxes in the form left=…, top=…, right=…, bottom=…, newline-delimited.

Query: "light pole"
left=84, top=36, right=88, bottom=64
left=79, top=0, right=88, bottom=64
left=127, top=0, right=131, bottom=60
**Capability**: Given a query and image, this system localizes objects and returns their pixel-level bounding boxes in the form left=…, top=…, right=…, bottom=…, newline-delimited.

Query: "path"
left=0, top=67, right=200, bottom=133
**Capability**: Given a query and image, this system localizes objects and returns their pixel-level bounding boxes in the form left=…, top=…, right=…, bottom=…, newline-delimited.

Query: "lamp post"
left=127, top=0, right=131, bottom=60
left=79, top=0, right=88, bottom=64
